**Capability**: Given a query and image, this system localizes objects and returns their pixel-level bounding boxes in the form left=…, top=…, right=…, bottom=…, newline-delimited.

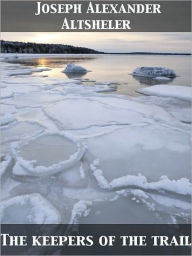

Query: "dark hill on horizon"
left=1, top=40, right=190, bottom=55
left=0, top=40, right=103, bottom=54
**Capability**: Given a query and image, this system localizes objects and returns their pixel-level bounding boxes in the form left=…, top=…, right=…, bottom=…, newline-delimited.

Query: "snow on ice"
left=1, top=114, right=16, bottom=126
left=135, top=95, right=191, bottom=124
left=12, top=133, right=86, bottom=177
left=69, top=200, right=92, bottom=224
left=132, top=67, right=176, bottom=78
left=0, top=155, right=12, bottom=177
left=0, top=193, right=61, bottom=224
left=154, top=76, right=171, bottom=82
left=63, top=63, right=88, bottom=73
left=138, top=85, right=191, bottom=101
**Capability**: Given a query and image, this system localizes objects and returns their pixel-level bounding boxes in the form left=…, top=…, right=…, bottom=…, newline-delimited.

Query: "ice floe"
left=135, top=96, right=191, bottom=124
left=63, top=63, right=88, bottom=73
left=51, top=82, right=117, bottom=95
left=9, top=67, right=51, bottom=76
left=110, top=175, right=191, bottom=195
left=45, top=95, right=175, bottom=130
left=87, top=125, right=190, bottom=183
left=12, top=132, right=86, bottom=177
left=138, top=85, right=191, bottom=101
left=1, top=121, right=44, bottom=144
left=91, top=165, right=191, bottom=196
left=1, top=193, right=61, bottom=224
left=133, top=67, right=176, bottom=78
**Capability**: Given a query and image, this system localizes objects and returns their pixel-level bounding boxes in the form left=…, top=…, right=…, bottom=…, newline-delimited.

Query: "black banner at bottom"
left=1, top=224, right=191, bottom=255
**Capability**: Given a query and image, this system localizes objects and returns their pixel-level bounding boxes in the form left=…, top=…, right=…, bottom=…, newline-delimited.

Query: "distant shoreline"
left=1, top=40, right=191, bottom=56
left=107, top=52, right=191, bottom=56
left=2, top=52, right=191, bottom=56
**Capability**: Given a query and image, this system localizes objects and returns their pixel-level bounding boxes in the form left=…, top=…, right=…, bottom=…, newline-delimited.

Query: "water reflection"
left=64, top=72, right=86, bottom=79
left=37, top=58, right=47, bottom=67
left=7, top=57, right=95, bottom=69
left=132, top=75, right=175, bottom=85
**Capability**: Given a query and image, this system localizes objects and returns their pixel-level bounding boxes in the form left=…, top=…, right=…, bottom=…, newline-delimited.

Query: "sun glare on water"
left=37, top=58, right=48, bottom=66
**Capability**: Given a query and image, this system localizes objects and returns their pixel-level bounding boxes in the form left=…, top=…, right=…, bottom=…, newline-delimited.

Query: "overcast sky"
left=1, top=32, right=191, bottom=53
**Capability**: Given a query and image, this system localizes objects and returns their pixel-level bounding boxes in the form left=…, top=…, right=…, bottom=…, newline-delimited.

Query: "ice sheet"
left=0, top=55, right=191, bottom=224
left=138, top=85, right=191, bottom=101
left=1, top=193, right=61, bottom=224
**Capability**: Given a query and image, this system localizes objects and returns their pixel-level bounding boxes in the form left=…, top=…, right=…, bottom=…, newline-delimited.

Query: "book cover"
left=0, top=0, right=191, bottom=255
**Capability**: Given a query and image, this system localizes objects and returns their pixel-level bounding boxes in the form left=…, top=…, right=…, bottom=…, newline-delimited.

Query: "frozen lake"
left=0, top=53, right=191, bottom=225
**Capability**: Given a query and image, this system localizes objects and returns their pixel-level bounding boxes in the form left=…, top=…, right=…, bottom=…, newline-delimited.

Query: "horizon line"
left=1, top=39, right=191, bottom=55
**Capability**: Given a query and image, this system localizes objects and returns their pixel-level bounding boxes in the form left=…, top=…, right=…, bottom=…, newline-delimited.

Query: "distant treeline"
left=0, top=40, right=102, bottom=54
left=1, top=40, right=190, bottom=55
left=111, top=52, right=191, bottom=55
